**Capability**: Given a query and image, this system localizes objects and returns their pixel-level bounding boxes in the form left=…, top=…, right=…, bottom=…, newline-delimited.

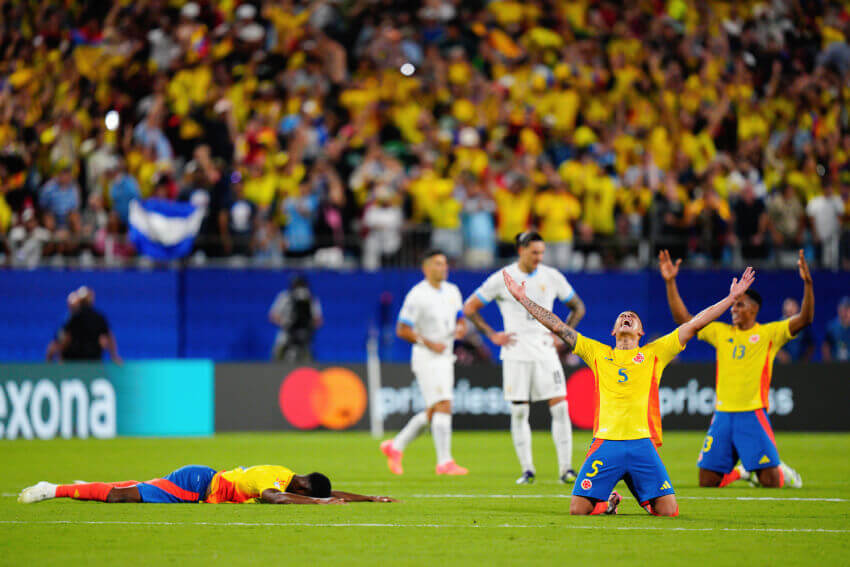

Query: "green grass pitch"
left=1, top=430, right=849, bottom=566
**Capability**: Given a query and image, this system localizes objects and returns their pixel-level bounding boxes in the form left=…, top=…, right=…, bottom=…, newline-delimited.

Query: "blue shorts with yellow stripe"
left=572, top=438, right=675, bottom=505
left=697, top=409, right=781, bottom=474
left=136, top=465, right=217, bottom=503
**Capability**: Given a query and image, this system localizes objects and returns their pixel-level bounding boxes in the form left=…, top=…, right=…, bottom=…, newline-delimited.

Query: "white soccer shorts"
left=502, top=357, right=567, bottom=402
left=412, top=357, right=455, bottom=408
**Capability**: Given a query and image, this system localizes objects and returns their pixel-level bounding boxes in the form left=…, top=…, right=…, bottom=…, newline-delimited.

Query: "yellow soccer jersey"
left=697, top=320, right=794, bottom=412
left=206, top=465, right=296, bottom=504
left=574, top=330, right=685, bottom=446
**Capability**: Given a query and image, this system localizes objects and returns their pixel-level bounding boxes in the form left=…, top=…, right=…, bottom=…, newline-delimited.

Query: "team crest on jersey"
left=633, top=352, right=645, bottom=364
left=749, top=334, right=760, bottom=344
left=581, top=479, right=592, bottom=490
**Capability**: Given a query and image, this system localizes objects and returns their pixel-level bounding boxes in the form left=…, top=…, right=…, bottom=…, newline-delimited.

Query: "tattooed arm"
left=564, top=293, right=586, bottom=328
left=502, top=270, right=577, bottom=352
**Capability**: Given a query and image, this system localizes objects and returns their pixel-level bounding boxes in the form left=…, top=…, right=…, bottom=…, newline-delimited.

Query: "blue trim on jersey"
left=562, top=289, right=575, bottom=302
left=474, top=291, right=491, bottom=305
left=398, top=317, right=415, bottom=327
left=456, top=310, right=464, bottom=320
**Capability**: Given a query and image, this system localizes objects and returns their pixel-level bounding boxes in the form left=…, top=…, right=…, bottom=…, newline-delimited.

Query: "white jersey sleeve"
left=552, top=268, right=575, bottom=302
left=474, top=271, right=504, bottom=304
left=398, top=288, right=420, bottom=327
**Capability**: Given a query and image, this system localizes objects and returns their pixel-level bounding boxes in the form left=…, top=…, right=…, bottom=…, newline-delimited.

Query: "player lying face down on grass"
left=19, top=465, right=397, bottom=505
left=502, top=267, right=756, bottom=516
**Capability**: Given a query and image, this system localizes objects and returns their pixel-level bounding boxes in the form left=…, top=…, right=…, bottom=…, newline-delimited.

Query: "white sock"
left=550, top=400, right=573, bottom=475
left=510, top=403, right=534, bottom=473
left=431, top=412, right=453, bottom=465
left=393, top=411, right=428, bottom=452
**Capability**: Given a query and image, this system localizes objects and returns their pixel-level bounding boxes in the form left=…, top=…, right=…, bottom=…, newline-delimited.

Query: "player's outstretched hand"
left=797, top=249, right=812, bottom=284
left=502, top=269, right=526, bottom=301
left=658, top=249, right=682, bottom=281
left=729, top=266, right=756, bottom=299
left=370, top=496, right=399, bottom=503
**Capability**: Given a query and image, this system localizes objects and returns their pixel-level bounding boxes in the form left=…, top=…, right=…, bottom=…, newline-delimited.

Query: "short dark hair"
left=306, top=472, right=332, bottom=498
left=744, top=289, right=762, bottom=308
left=515, top=231, right=543, bottom=249
left=422, top=248, right=446, bottom=262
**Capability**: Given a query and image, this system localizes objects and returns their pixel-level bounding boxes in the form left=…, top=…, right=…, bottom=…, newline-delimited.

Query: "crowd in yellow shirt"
left=0, top=0, right=848, bottom=268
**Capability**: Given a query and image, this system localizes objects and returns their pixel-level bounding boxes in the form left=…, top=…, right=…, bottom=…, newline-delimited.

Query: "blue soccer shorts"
left=136, top=465, right=217, bottom=503
left=572, top=438, right=675, bottom=505
left=697, top=409, right=781, bottom=474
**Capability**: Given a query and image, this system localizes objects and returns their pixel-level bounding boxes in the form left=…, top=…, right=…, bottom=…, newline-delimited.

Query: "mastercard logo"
left=278, top=367, right=368, bottom=430
left=566, top=367, right=596, bottom=430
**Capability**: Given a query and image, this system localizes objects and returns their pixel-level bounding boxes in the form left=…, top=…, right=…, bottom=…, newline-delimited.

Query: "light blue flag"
left=128, top=199, right=205, bottom=260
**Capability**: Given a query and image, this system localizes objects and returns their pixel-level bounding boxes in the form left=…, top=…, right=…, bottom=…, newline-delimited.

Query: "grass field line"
left=0, top=520, right=847, bottom=534
left=407, top=494, right=849, bottom=503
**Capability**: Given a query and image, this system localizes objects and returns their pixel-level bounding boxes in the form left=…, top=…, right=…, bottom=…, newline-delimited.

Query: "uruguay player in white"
left=381, top=249, right=469, bottom=475
left=463, top=232, right=585, bottom=484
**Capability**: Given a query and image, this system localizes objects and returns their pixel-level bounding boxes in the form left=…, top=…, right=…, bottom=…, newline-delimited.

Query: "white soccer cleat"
left=516, top=471, right=535, bottom=485
left=779, top=463, right=803, bottom=488
left=17, top=481, right=58, bottom=504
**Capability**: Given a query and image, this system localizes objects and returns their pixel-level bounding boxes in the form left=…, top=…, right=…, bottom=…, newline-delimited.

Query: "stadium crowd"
left=0, top=0, right=849, bottom=269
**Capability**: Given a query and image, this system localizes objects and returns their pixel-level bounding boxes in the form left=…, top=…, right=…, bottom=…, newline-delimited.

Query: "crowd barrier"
left=1, top=361, right=846, bottom=439
left=0, top=268, right=848, bottom=363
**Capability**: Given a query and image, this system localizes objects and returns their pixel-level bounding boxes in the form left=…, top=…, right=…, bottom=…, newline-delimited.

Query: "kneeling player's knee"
left=569, top=497, right=593, bottom=515
left=698, top=470, right=722, bottom=488
left=654, top=501, right=679, bottom=517
left=758, top=467, right=782, bottom=488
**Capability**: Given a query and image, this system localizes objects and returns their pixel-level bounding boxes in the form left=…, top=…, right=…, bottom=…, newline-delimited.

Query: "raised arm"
left=565, top=293, right=586, bottom=328
left=788, top=249, right=814, bottom=336
left=502, top=271, right=577, bottom=352
left=259, top=489, right=344, bottom=505
left=658, top=249, right=693, bottom=325
left=462, top=295, right=515, bottom=347
left=677, top=267, right=756, bottom=345
left=330, top=490, right=398, bottom=503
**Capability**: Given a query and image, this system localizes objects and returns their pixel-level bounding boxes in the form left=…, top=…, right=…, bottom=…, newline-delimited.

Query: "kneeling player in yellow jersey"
left=660, top=249, right=813, bottom=489
left=502, top=267, right=755, bottom=516
left=19, top=464, right=397, bottom=505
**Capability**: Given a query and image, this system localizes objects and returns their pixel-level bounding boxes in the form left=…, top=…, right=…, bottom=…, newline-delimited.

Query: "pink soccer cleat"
left=604, top=490, right=621, bottom=515
left=380, top=440, right=404, bottom=475
left=435, top=460, right=469, bottom=475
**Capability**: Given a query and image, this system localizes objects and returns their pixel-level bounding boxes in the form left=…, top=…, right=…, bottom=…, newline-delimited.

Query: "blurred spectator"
left=823, top=297, right=850, bottom=362
left=777, top=298, right=815, bottom=363
left=461, top=175, right=496, bottom=268
left=807, top=183, right=845, bottom=270
left=39, top=164, right=81, bottom=253
left=55, top=287, right=122, bottom=363
left=283, top=185, right=319, bottom=259
left=534, top=181, right=580, bottom=269
left=767, top=183, right=805, bottom=264
left=94, top=213, right=134, bottom=266
left=269, top=276, right=323, bottom=362
left=219, top=175, right=256, bottom=257
left=493, top=173, right=532, bottom=259
left=732, top=183, right=769, bottom=261
left=8, top=208, right=51, bottom=268
left=362, top=186, right=403, bottom=270
left=108, top=160, right=141, bottom=225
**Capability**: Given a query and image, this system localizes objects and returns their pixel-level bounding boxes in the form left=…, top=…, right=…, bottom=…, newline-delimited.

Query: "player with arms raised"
left=659, top=249, right=813, bottom=488
left=502, top=266, right=756, bottom=516
left=381, top=249, right=469, bottom=475
left=464, top=232, right=586, bottom=484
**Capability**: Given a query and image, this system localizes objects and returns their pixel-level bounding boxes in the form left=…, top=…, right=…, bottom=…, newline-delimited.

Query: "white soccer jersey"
left=398, top=280, right=464, bottom=368
left=473, top=263, right=575, bottom=361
